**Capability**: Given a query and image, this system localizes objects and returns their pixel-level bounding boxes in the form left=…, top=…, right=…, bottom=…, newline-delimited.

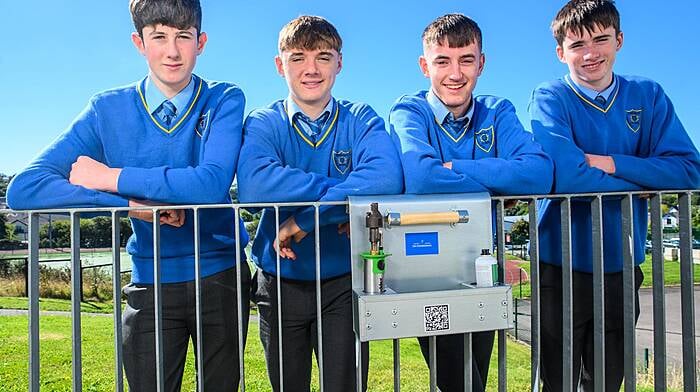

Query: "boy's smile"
left=420, top=42, right=484, bottom=119
left=557, top=24, right=622, bottom=92
left=276, top=48, right=342, bottom=119
left=132, top=24, right=207, bottom=98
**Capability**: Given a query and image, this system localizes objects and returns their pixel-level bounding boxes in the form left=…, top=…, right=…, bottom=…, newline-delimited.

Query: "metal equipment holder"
left=348, top=193, right=513, bottom=342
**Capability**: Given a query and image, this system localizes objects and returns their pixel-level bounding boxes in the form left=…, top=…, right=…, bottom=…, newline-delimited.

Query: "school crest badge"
left=332, top=150, right=352, bottom=175
left=475, top=126, right=494, bottom=153
left=625, top=109, right=642, bottom=133
left=195, top=110, right=211, bottom=137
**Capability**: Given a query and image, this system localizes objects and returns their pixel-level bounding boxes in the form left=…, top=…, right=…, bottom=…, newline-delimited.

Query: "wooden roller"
left=387, top=210, right=468, bottom=226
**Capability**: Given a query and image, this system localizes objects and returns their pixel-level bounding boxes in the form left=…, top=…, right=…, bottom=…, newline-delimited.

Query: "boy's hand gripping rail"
left=385, top=210, right=469, bottom=227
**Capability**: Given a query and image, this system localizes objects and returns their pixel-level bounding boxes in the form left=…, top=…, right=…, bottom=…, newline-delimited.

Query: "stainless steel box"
left=348, top=194, right=513, bottom=342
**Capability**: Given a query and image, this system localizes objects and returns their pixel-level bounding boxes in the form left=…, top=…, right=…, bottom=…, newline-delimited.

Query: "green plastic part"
left=360, top=250, right=391, bottom=274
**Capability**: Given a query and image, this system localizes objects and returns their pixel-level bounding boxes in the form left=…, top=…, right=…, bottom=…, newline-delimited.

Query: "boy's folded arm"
left=7, top=100, right=129, bottom=210
left=116, top=89, right=246, bottom=204
left=236, top=111, right=341, bottom=204
left=529, top=87, right=641, bottom=193
left=388, top=99, right=488, bottom=195
left=609, top=88, right=700, bottom=190
left=450, top=100, right=554, bottom=195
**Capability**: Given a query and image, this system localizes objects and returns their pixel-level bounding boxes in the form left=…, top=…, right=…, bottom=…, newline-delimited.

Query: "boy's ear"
left=197, top=32, right=208, bottom=55
left=418, top=55, right=430, bottom=78
left=336, top=52, right=343, bottom=74
left=556, top=45, right=566, bottom=64
left=477, top=53, right=485, bottom=76
left=275, top=55, right=285, bottom=78
left=616, top=31, right=624, bottom=51
left=131, top=32, right=146, bottom=55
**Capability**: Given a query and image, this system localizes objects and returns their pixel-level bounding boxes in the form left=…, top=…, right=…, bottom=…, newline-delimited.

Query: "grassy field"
left=0, top=313, right=535, bottom=391
left=510, top=254, right=700, bottom=299
left=0, top=303, right=686, bottom=391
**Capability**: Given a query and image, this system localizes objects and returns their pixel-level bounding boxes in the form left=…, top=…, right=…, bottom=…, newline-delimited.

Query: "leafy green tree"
left=505, top=201, right=529, bottom=217
left=0, top=213, right=7, bottom=239
left=510, top=219, right=529, bottom=245
left=40, top=220, right=71, bottom=248
left=0, top=173, right=11, bottom=197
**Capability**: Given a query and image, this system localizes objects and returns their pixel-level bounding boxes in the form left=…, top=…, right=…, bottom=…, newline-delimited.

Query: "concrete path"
left=511, top=285, right=700, bottom=367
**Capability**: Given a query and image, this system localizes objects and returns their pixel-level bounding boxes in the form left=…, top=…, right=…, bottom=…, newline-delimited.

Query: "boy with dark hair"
left=529, top=1, right=700, bottom=390
left=7, top=0, right=250, bottom=390
left=389, top=13, right=553, bottom=392
left=237, top=15, right=403, bottom=392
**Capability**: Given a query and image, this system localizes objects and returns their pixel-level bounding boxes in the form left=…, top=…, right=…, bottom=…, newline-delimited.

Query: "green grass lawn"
left=510, top=254, right=700, bottom=300
left=0, top=313, right=533, bottom=391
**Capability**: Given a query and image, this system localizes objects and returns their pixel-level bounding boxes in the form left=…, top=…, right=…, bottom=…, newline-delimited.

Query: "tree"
left=0, top=173, right=11, bottom=197
left=510, top=219, right=529, bottom=245
left=0, top=213, right=7, bottom=239
left=505, top=201, right=529, bottom=217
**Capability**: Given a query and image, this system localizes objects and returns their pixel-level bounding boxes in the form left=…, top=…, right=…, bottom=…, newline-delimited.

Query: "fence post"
left=79, top=262, right=84, bottom=302
left=24, top=256, right=29, bottom=297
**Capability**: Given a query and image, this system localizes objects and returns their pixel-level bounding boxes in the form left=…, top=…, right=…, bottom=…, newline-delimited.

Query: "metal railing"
left=7, top=190, right=699, bottom=391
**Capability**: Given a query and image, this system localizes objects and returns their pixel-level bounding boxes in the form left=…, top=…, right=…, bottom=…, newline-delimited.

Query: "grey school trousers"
left=254, top=270, right=369, bottom=392
left=122, top=263, right=251, bottom=392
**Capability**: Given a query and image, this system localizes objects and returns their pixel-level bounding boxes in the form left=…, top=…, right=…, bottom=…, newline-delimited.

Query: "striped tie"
left=594, top=95, right=606, bottom=106
left=159, top=100, right=177, bottom=126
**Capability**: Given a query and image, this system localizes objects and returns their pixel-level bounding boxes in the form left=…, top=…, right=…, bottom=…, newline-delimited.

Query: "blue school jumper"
left=237, top=98, right=403, bottom=281
left=388, top=91, right=553, bottom=195
left=529, top=74, right=700, bottom=273
left=7, top=74, right=249, bottom=283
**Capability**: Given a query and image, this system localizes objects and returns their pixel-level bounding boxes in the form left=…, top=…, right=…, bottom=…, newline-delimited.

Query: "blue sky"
left=1, top=0, right=698, bottom=175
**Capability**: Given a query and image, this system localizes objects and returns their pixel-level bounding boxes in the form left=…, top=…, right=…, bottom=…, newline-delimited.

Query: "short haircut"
left=551, top=0, right=620, bottom=46
left=422, top=13, right=482, bottom=50
left=278, top=15, right=342, bottom=53
left=130, top=0, right=202, bottom=36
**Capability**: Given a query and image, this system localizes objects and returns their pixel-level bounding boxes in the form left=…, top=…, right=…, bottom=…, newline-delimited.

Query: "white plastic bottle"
left=475, top=248, right=498, bottom=287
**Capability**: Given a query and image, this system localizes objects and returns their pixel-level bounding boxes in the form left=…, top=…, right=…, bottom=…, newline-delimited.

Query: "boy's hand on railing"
left=127, top=200, right=186, bottom=228
left=584, top=154, right=616, bottom=174
left=274, top=217, right=308, bottom=260
left=69, top=155, right=121, bottom=192
left=337, top=222, right=350, bottom=238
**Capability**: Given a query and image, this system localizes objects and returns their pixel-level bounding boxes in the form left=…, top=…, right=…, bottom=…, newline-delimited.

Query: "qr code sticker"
left=424, top=304, right=450, bottom=332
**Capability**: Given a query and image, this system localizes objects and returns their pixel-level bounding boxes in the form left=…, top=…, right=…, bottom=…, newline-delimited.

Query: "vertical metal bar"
left=314, top=204, right=325, bottom=391
left=677, top=192, right=697, bottom=392
left=649, top=194, right=667, bottom=391
left=464, top=333, right=472, bottom=392
left=560, top=197, right=573, bottom=392
left=621, top=194, right=636, bottom=391
left=193, top=208, right=204, bottom=392
left=111, top=211, right=124, bottom=392
left=591, top=196, right=606, bottom=391
left=152, top=210, right=165, bottom=392
left=70, top=212, right=82, bottom=391
left=496, top=199, right=507, bottom=392
left=527, top=198, right=541, bottom=392
left=429, top=336, right=437, bottom=392
left=356, top=336, right=364, bottom=392
left=234, top=207, right=246, bottom=391
left=28, top=213, right=40, bottom=392
left=274, top=206, right=284, bottom=392
left=393, top=339, right=401, bottom=392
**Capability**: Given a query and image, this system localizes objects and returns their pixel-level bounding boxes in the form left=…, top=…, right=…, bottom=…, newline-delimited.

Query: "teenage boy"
left=237, top=15, right=403, bottom=392
left=529, top=1, right=700, bottom=390
left=6, top=0, right=250, bottom=390
left=388, top=13, right=553, bottom=392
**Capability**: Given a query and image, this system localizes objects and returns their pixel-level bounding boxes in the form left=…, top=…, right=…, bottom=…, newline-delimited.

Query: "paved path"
left=511, top=285, right=700, bottom=367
